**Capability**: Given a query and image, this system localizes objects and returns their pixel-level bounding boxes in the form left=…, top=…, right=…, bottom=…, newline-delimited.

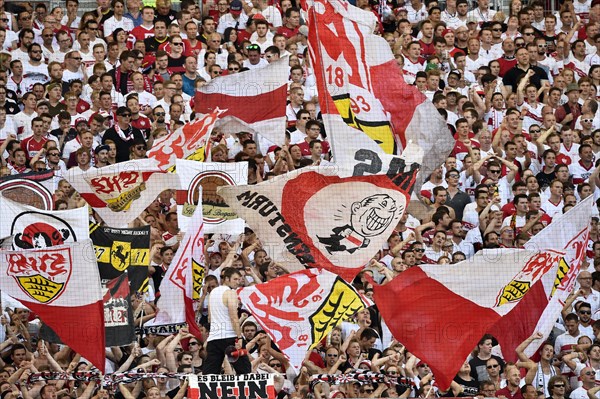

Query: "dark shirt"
left=502, top=64, right=549, bottom=92
left=102, top=125, right=145, bottom=163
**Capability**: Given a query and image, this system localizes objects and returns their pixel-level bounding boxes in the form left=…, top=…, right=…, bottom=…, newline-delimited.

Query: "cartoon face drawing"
left=349, top=194, right=398, bottom=237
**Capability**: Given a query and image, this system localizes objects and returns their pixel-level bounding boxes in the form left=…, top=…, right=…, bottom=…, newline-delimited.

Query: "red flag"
left=194, top=59, right=288, bottom=145
left=0, top=240, right=105, bottom=371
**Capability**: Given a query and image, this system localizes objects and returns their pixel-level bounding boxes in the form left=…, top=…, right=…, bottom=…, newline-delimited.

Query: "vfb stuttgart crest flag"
left=238, top=268, right=370, bottom=371
left=219, top=167, right=417, bottom=282
left=0, top=240, right=105, bottom=371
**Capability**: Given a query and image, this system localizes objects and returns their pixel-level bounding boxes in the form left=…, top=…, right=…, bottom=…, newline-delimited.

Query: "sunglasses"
left=523, top=32, right=534, bottom=36
left=530, top=129, right=541, bottom=133
left=172, top=42, right=184, bottom=46
left=363, top=389, right=374, bottom=393
left=487, top=364, right=500, bottom=369
left=414, top=248, right=425, bottom=252
left=48, top=152, right=60, bottom=156
left=154, top=112, right=166, bottom=116
left=246, top=44, right=260, bottom=50
left=70, top=57, right=83, bottom=60
left=584, top=371, right=595, bottom=376
left=120, top=113, right=131, bottom=117
left=492, top=28, right=502, bottom=31
left=579, top=310, right=591, bottom=314
left=326, top=353, right=338, bottom=357
left=270, top=363, right=282, bottom=367
left=582, top=118, right=594, bottom=123
left=447, top=174, right=459, bottom=178
left=135, top=145, right=146, bottom=150
left=43, top=34, right=53, bottom=37
left=228, top=67, right=239, bottom=71
left=554, top=384, right=565, bottom=388
left=489, top=169, right=501, bottom=174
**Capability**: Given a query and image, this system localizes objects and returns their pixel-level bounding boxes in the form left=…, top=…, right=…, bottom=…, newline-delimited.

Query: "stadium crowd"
left=0, top=0, right=598, bottom=397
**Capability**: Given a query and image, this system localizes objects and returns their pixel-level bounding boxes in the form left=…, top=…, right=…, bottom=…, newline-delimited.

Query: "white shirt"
left=242, top=58, right=269, bottom=70
left=103, top=15, right=134, bottom=38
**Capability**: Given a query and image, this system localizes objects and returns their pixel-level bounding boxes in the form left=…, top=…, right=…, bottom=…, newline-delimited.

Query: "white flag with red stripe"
left=66, top=159, right=179, bottom=227
left=152, top=206, right=204, bottom=338
left=194, top=59, right=288, bottom=145
left=370, top=197, right=592, bottom=390
left=0, top=240, right=105, bottom=371
left=306, top=0, right=452, bottom=179
left=147, top=109, right=224, bottom=171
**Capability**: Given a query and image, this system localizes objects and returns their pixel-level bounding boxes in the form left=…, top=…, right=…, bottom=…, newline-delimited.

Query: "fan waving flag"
left=194, top=58, right=288, bottom=145
left=306, top=0, right=453, bottom=180
left=238, top=268, right=370, bottom=370
left=0, top=240, right=105, bottom=371
left=66, top=159, right=179, bottom=227
left=147, top=109, right=224, bottom=171
left=370, top=247, right=569, bottom=390
left=151, top=206, right=204, bottom=338
left=369, top=197, right=592, bottom=390
left=218, top=167, right=417, bottom=281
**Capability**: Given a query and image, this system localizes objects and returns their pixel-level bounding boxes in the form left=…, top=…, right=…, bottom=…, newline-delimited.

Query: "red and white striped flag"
left=370, top=197, right=592, bottom=390
left=194, top=59, right=288, bottom=145
left=0, top=240, right=105, bottom=371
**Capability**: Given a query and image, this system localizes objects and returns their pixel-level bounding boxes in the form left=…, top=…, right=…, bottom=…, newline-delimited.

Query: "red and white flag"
left=218, top=167, right=417, bottom=282
left=491, top=196, right=593, bottom=360
left=176, top=160, right=248, bottom=235
left=147, top=109, right=224, bottom=171
left=0, top=240, right=105, bottom=371
left=194, top=59, right=288, bottom=145
left=0, top=194, right=89, bottom=250
left=151, top=206, right=204, bottom=338
left=369, top=197, right=592, bottom=389
left=66, top=159, right=179, bottom=227
left=307, top=0, right=453, bottom=179
left=238, top=268, right=370, bottom=370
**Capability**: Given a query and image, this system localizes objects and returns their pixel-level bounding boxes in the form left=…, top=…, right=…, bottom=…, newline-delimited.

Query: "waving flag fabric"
left=89, top=223, right=151, bottom=294
left=238, top=268, right=370, bottom=370
left=151, top=206, right=204, bottom=338
left=147, top=109, right=223, bottom=171
left=0, top=240, right=105, bottom=371
left=306, top=0, right=453, bottom=180
left=66, top=159, right=179, bottom=227
left=218, top=167, right=417, bottom=281
left=0, top=194, right=89, bottom=250
left=491, top=196, right=593, bottom=360
left=0, top=170, right=56, bottom=210
left=370, top=197, right=592, bottom=390
left=194, top=58, right=288, bottom=145
left=176, top=160, right=247, bottom=235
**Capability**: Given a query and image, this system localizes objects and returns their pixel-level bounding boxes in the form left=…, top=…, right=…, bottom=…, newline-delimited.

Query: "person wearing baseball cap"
left=216, top=0, right=249, bottom=35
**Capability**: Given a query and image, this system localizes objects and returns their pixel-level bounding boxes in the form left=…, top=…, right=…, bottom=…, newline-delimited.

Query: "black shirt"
left=102, top=125, right=145, bottom=163
left=502, top=64, right=549, bottom=92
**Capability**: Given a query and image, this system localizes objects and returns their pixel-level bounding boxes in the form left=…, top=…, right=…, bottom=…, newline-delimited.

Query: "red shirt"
left=20, top=135, right=48, bottom=160
left=276, top=25, right=299, bottom=39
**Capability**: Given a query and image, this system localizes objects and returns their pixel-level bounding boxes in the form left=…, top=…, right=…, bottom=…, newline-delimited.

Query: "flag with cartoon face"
left=218, top=166, right=417, bottom=281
